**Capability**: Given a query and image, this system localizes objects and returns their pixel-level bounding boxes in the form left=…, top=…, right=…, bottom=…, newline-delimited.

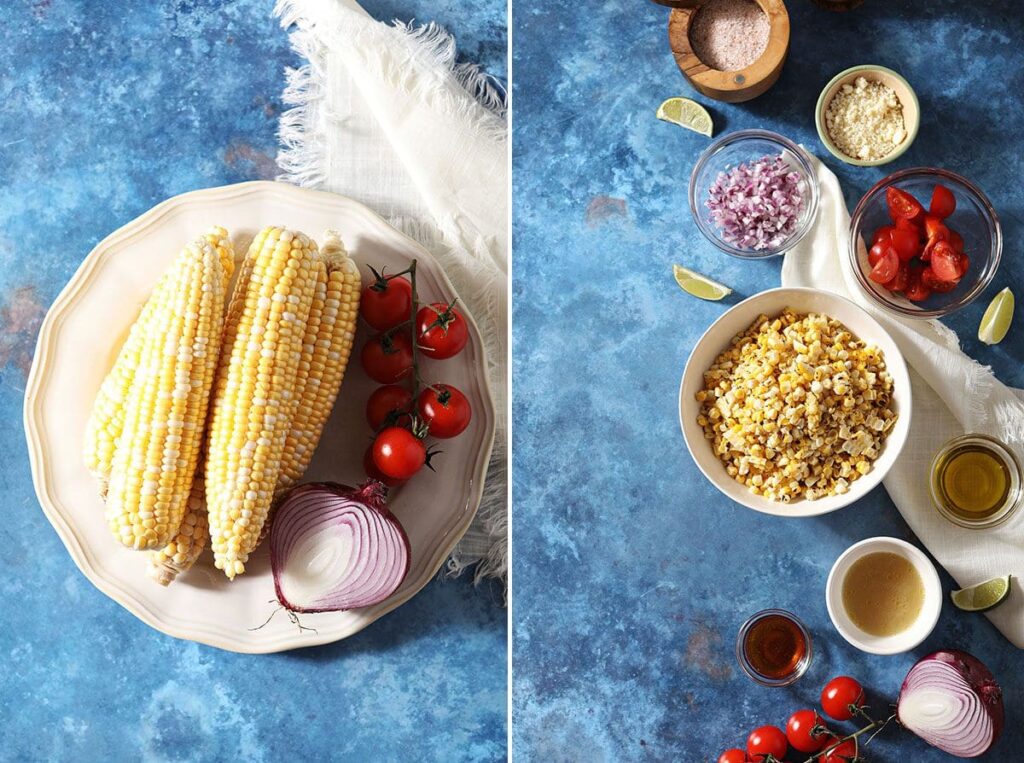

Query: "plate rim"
left=23, top=180, right=498, bottom=653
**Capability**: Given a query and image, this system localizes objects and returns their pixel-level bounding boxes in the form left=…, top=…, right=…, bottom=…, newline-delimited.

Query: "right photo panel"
left=512, top=1, right=1022, bottom=760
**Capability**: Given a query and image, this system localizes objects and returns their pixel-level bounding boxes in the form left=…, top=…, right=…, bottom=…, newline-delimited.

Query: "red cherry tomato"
left=747, top=725, right=787, bottom=761
left=821, top=676, right=866, bottom=722
left=930, top=240, right=963, bottom=282
left=868, top=246, right=898, bottom=284
left=958, top=253, right=970, bottom=277
left=905, top=263, right=932, bottom=302
left=417, top=384, right=472, bottom=438
left=929, top=184, right=956, bottom=219
left=717, top=750, right=747, bottom=763
left=867, top=242, right=887, bottom=267
left=372, top=426, right=426, bottom=480
left=871, top=225, right=894, bottom=246
left=921, top=266, right=958, bottom=293
left=923, top=215, right=949, bottom=243
left=361, top=332, right=414, bottom=383
left=889, top=226, right=920, bottom=261
left=416, top=303, right=469, bottom=359
left=886, top=186, right=924, bottom=220
left=360, top=275, right=413, bottom=331
left=363, top=445, right=406, bottom=487
left=786, top=709, right=830, bottom=753
left=366, top=384, right=413, bottom=430
left=818, top=738, right=858, bottom=763
left=949, top=230, right=964, bottom=253
left=886, top=261, right=909, bottom=292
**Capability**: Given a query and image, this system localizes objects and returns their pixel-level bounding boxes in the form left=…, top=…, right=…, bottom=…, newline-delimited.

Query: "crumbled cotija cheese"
left=825, top=76, right=907, bottom=161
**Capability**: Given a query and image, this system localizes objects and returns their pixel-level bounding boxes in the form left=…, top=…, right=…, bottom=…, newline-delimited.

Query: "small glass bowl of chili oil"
left=930, top=434, right=1023, bottom=529
left=736, top=609, right=812, bottom=687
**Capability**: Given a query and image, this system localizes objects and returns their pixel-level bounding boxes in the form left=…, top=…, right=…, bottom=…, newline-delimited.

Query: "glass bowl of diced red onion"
left=848, top=168, right=1002, bottom=319
left=689, top=129, right=820, bottom=259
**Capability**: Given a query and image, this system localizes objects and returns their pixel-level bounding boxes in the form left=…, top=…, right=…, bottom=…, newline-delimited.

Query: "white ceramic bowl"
left=826, top=537, right=942, bottom=655
left=678, top=287, right=912, bottom=518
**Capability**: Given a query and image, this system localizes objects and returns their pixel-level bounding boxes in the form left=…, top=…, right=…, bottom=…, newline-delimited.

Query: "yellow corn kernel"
left=147, top=472, right=209, bottom=586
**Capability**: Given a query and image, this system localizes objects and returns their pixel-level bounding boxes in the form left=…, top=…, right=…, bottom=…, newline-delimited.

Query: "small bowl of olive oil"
left=930, top=434, right=1023, bottom=529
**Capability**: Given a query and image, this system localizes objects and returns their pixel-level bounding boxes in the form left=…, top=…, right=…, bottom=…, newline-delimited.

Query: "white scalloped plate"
left=24, top=181, right=496, bottom=653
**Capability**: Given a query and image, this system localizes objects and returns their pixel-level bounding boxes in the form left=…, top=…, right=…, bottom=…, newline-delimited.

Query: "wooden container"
left=653, top=0, right=790, bottom=104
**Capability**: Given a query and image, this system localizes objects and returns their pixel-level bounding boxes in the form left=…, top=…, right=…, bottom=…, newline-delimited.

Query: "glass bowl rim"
left=847, top=167, right=1002, bottom=319
left=735, top=608, right=813, bottom=687
left=688, top=129, right=821, bottom=260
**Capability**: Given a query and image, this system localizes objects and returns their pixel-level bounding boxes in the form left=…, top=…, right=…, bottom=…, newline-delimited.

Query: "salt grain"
left=689, top=0, right=770, bottom=73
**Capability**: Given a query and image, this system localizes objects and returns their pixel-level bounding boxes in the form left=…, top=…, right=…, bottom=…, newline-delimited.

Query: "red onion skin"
left=270, top=480, right=412, bottom=614
left=898, top=649, right=1004, bottom=756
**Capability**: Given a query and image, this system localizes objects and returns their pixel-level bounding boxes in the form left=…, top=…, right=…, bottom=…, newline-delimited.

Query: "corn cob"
left=278, top=230, right=361, bottom=488
left=104, top=236, right=229, bottom=550
left=146, top=472, right=209, bottom=586
left=205, top=227, right=318, bottom=579
left=83, top=228, right=234, bottom=492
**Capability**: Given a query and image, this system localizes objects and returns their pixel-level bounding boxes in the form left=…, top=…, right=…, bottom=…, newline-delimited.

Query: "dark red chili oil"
left=743, top=613, right=807, bottom=679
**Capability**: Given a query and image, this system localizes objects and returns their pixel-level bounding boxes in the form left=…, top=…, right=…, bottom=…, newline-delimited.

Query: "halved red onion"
left=897, top=650, right=1004, bottom=758
left=270, top=481, right=411, bottom=613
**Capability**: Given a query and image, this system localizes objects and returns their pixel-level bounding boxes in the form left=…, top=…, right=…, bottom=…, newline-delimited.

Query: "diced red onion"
left=897, top=650, right=1004, bottom=758
left=270, top=481, right=411, bottom=613
left=705, top=154, right=806, bottom=250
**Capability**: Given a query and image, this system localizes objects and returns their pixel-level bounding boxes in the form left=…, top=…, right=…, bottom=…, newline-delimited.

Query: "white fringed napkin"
left=274, top=0, right=508, bottom=581
left=782, top=154, right=1024, bottom=647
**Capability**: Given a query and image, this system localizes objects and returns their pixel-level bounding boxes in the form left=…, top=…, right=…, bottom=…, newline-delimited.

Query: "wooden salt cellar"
left=652, top=0, right=790, bottom=104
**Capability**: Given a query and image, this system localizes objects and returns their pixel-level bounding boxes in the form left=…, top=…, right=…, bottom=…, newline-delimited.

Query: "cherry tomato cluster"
left=867, top=184, right=968, bottom=301
left=358, top=263, right=473, bottom=486
left=718, top=676, right=869, bottom=763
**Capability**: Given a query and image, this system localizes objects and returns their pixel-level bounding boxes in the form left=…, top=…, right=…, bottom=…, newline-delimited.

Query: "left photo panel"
left=6, top=1, right=507, bottom=760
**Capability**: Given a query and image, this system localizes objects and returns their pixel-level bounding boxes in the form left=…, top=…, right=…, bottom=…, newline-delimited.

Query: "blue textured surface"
left=513, top=2, right=1022, bottom=760
left=0, top=1, right=505, bottom=760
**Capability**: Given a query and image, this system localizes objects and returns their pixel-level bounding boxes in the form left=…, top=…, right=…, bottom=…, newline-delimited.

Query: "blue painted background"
left=0, top=1, right=506, bottom=760
left=512, top=1, right=1022, bottom=760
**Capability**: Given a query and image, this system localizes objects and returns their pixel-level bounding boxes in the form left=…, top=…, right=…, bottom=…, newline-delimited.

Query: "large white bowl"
left=679, top=287, right=911, bottom=518
left=24, top=181, right=496, bottom=653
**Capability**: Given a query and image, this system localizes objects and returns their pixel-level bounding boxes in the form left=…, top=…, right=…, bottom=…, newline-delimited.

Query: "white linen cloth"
left=274, top=0, right=508, bottom=581
left=783, top=154, right=1024, bottom=647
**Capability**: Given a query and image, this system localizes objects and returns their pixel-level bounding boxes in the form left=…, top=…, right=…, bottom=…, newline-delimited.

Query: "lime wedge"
left=978, top=287, right=1014, bottom=345
left=656, top=97, right=713, bottom=137
left=673, top=264, right=732, bottom=301
left=951, top=575, right=1012, bottom=613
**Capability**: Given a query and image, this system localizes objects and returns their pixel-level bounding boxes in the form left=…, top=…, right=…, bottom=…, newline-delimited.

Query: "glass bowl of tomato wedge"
left=849, top=168, right=1002, bottom=318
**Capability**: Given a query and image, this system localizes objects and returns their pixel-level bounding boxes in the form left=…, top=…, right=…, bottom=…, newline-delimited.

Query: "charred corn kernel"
left=278, top=231, right=361, bottom=489
left=147, top=473, right=209, bottom=586
left=105, top=236, right=229, bottom=549
left=205, top=227, right=318, bottom=579
left=84, top=227, right=233, bottom=491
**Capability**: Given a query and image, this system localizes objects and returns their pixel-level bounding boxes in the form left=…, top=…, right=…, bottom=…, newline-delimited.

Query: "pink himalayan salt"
left=689, top=0, right=770, bottom=73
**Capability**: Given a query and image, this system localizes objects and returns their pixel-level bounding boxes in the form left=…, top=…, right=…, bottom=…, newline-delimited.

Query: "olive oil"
left=930, top=435, right=1022, bottom=529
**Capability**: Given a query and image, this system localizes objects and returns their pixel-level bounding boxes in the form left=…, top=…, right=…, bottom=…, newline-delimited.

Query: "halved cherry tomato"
left=366, top=384, right=413, bottom=430
left=821, top=676, right=866, bottom=722
left=717, top=750, right=747, bottom=763
left=886, top=186, right=924, bottom=220
left=786, top=709, right=831, bottom=753
left=923, top=215, right=949, bottom=242
left=872, top=225, right=894, bottom=246
left=959, top=253, right=970, bottom=277
left=818, top=738, right=858, bottom=763
left=868, top=246, right=898, bottom=284
left=931, top=240, right=962, bottom=282
left=747, top=725, right=787, bottom=762
left=889, top=226, right=920, bottom=261
left=905, top=263, right=932, bottom=302
left=886, top=262, right=909, bottom=292
left=868, top=242, right=887, bottom=267
left=949, top=230, right=964, bottom=253
left=895, top=215, right=923, bottom=240
left=929, top=184, right=956, bottom=219
left=922, top=267, right=957, bottom=293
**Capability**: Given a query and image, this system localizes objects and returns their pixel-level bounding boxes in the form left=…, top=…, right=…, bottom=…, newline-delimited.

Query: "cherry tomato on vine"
left=417, top=384, right=472, bottom=438
left=360, top=272, right=413, bottom=331
left=363, top=445, right=406, bottom=487
left=366, top=384, right=413, bottom=430
left=821, top=676, right=865, bottom=721
left=786, top=709, right=830, bottom=753
left=372, top=426, right=426, bottom=480
left=886, top=186, right=923, bottom=220
left=818, top=738, right=857, bottom=763
left=929, top=184, right=956, bottom=219
left=747, top=725, right=787, bottom=761
left=361, top=331, right=414, bottom=383
left=416, top=302, right=468, bottom=359
left=717, top=749, right=747, bottom=763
